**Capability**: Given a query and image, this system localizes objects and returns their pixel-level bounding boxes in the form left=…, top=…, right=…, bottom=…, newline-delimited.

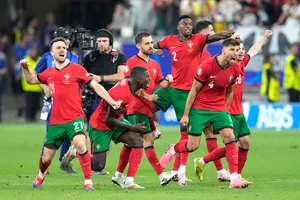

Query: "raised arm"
left=20, top=59, right=41, bottom=84
left=207, top=29, right=235, bottom=43
left=247, top=30, right=272, bottom=58
left=159, top=74, right=173, bottom=89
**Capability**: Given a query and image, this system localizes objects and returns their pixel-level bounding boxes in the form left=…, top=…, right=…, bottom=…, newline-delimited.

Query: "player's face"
left=137, top=36, right=154, bottom=56
left=97, top=37, right=110, bottom=53
left=51, top=41, right=67, bottom=63
left=223, top=45, right=239, bottom=65
left=178, top=18, right=193, bottom=37
left=138, top=71, right=151, bottom=90
left=237, top=43, right=245, bottom=62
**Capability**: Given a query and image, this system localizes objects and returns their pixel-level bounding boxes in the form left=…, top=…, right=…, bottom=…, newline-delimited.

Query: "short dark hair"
left=49, top=37, right=66, bottom=50
left=195, top=20, right=213, bottom=33
left=178, top=15, right=192, bottom=23
left=130, top=66, right=148, bottom=78
left=290, top=42, right=300, bottom=49
left=222, top=38, right=240, bottom=48
left=135, top=31, right=151, bottom=44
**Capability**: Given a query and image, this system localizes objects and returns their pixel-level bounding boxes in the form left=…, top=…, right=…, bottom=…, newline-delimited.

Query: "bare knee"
left=92, top=152, right=106, bottom=172
left=203, top=126, right=216, bottom=139
left=187, top=135, right=201, bottom=152
left=220, top=128, right=235, bottom=143
left=238, top=135, right=250, bottom=149
left=73, top=133, right=87, bottom=154
left=142, top=133, right=154, bottom=147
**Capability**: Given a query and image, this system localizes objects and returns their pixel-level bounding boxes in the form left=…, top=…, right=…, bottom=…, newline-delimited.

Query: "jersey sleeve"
left=155, top=63, right=164, bottom=84
left=194, top=63, right=209, bottom=83
left=242, top=54, right=251, bottom=67
left=157, top=36, right=169, bottom=49
left=76, top=65, right=93, bottom=84
left=34, top=53, right=47, bottom=73
left=118, top=53, right=127, bottom=66
left=195, top=33, right=209, bottom=46
left=36, top=68, right=50, bottom=84
left=124, top=59, right=133, bottom=77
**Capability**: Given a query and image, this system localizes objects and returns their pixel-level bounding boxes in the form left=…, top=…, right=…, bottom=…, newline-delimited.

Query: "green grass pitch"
left=1, top=123, right=300, bottom=200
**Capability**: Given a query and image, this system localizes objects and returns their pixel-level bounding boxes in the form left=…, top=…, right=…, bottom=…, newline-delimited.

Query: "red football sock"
left=116, top=145, right=131, bottom=173
left=144, top=146, right=164, bottom=176
left=203, top=146, right=226, bottom=163
left=178, top=131, right=189, bottom=166
left=174, top=140, right=189, bottom=153
left=238, top=147, right=249, bottom=174
left=206, top=138, right=224, bottom=170
left=172, top=154, right=180, bottom=171
left=127, top=147, right=143, bottom=177
left=225, top=142, right=238, bottom=174
left=39, top=157, right=51, bottom=173
left=77, top=151, right=92, bottom=180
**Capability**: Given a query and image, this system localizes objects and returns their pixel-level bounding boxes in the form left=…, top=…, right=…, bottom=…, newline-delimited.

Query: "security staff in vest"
left=260, top=54, right=280, bottom=103
left=34, top=27, right=78, bottom=174
left=82, top=29, right=126, bottom=174
left=284, top=43, right=300, bottom=102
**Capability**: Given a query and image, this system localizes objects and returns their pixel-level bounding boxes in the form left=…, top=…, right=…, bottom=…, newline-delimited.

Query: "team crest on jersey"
left=187, top=41, right=194, bottom=52
left=63, top=73, right=70, bottom=84
left=197, top=68, right=202, bottom=75
left=228, top=75, right=233, bottom=82
left=153, top=68, right=156, bottom=75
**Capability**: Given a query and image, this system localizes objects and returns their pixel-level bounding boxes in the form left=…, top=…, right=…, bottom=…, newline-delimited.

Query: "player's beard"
left=142, top=49, right=152, bottom=56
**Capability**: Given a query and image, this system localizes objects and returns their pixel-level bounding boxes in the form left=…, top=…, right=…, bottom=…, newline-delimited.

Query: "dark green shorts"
left=88, top=117, right=130, bottom=153
left=154, top=87, right=189, bottom=121
left=230, top=114, right=251, bottom=141
left=188, top=109, right=233, bottom=136
left=127, top=114, right=156, bottom=133
left=45, top=118, right=85, bottom=148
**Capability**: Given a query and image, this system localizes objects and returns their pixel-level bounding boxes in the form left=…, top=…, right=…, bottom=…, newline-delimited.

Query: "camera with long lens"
left=69, top=27, right=96, bottom=50
left=82, top=84, right=97, bottom=112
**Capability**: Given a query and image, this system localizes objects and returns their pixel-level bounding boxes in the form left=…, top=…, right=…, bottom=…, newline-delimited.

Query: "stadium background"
left=1, top=0, right=300, bottom=199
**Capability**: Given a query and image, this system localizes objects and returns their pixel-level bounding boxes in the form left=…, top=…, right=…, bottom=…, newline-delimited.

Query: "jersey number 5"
left=172, top=51, right=177, bottom=61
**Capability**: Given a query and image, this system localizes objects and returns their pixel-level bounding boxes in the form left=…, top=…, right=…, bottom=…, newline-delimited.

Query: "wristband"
left=101, top=75, right=104, bottom=82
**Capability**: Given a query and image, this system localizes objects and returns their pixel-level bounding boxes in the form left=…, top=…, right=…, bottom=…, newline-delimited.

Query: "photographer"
left=82, top=29, right=126, bottom=175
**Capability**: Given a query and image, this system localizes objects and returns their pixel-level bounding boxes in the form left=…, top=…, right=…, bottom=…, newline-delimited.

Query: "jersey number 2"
left=172, top=51, right=177, bottom=61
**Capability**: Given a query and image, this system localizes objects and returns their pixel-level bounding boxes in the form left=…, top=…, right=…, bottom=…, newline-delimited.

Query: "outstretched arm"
left=20, top=59, right=41, bottom=84
left=207, top=29, right=235, bottom=43
left=88, top=80, right=119, bottom=109
left=247, top=30, right=272, bottom=58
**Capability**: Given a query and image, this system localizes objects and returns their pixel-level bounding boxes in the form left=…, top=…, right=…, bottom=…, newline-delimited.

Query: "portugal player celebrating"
left=160, top=38, right=249, bottom=189
left=194, top=30, right=273, bottom=184
left=153, top=15, right=236, bottom=185
left=20, top=37, right=119, bottom=190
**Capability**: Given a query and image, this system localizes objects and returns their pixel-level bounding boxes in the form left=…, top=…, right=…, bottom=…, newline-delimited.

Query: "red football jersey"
left=193, top=56, right=240, bottom=112
left=125, top=55, right=164, bottom=118
left=158, top=33, right=208, bottom=90
left=199, top=48, right=212, bottom=64
left=37, top=63, right=93, bottom=125
left=89, top=79, right=134, bottom=130
left=229, top=54, right=250, bottom=115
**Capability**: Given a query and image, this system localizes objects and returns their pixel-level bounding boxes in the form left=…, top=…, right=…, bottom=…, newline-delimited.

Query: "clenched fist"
left=20, top=59, right=29, bottom=70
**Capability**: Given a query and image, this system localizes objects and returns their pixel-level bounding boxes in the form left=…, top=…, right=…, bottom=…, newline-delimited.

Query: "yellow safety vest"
left=21, top=55, right=42, bottom=92
left=284, top=54, right=300, bottom=90
left=260, top=63, right=280, bottom=102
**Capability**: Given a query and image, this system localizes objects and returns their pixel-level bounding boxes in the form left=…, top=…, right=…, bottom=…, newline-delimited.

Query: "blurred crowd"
left=0, top=0, right=299, bottom=123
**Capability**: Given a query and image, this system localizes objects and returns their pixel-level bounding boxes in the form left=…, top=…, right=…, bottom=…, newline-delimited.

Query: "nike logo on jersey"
left=171, top=46, right=177, bottom=49
left=210, top=76, right=217, bottom=78
left=48, top=77, right=53, bottom=80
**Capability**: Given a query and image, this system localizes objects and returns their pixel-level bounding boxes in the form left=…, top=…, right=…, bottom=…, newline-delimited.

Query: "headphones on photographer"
left=96, top=29, right=114, bottom=46
left=54, top=27, right=69, bottom=38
